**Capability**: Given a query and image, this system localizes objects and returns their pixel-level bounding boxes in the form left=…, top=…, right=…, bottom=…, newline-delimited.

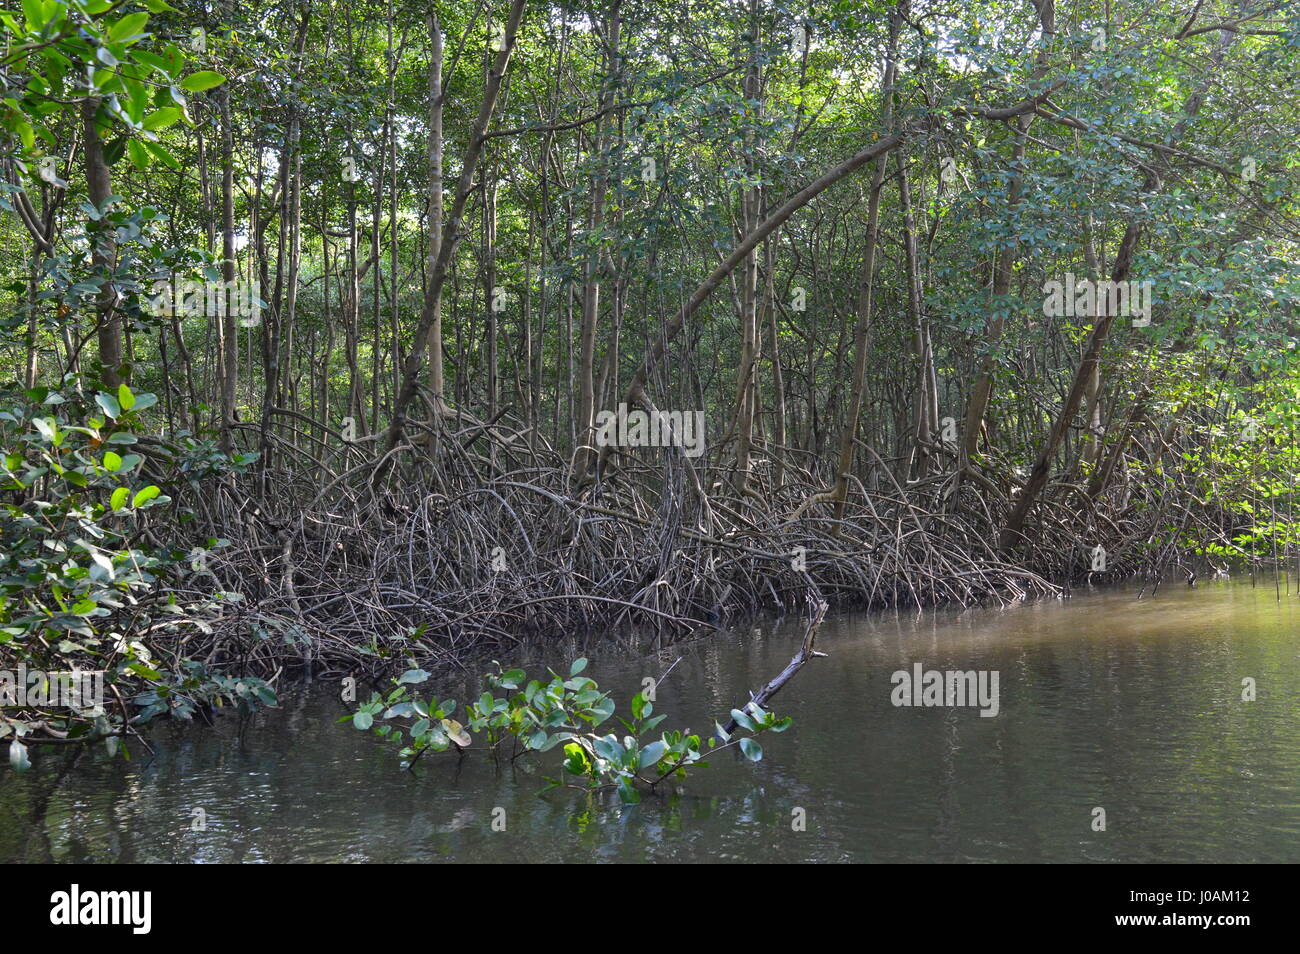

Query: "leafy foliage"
left=0, top=381, right=274, bottom=770
left=350, top=658, right=791, bottom=804
left=0, top=0, right=222, bottom=178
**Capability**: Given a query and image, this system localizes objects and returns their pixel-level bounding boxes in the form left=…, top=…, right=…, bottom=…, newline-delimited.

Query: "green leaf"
left=103, top=451, right=122, bottom=472
left=117, top=383, right=135, bottom=410
left=102, top=136, right=126, bottom=165
left=127, top=137, right=150, bottom=170
left=739, top=738, right=763, bottom=762
left=441, top=718, right=471, bottom=747
left=95, top=392, right=121, bottom=419
left=144, top=141, right=180, bottom=170
left=563, top=742, right=589, bottom=775
left=592, top=735, right=623, bottom=761
left=638, top=740, right=667, bottom=768
left=32, top=416, right=57, bottom=442
left=180, top=71, right=226, bottom=92
left=132, top=485, right=160, bottom=507
left=569, top=657, right=588, bottom=676
left=353, top=711, right=373, bottom=730
left=142, top=107, right=182, bottom=131
left=110, top=486, right=129, bottom=510
left=88, top=551, right=115, bottom=579
left=20, top=0, right=40, bottom=29
left=730, top=708, right=755, bottom=731
left=107, top=12, right=149, bottom=43
left=397, top=668, right=429, bottom=685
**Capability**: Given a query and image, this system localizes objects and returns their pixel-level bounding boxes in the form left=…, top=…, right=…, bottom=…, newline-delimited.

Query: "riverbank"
left=178, top=432, right=1258, bottom=689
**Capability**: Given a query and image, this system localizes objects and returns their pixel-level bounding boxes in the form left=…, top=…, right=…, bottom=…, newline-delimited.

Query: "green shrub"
left=350, top=657, right=791, bottom=804
left=0, top=380, right=274, bottom=771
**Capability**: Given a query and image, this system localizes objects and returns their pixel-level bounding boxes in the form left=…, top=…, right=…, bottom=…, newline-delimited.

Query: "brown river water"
left=2, top=578, right=1297, bottom=862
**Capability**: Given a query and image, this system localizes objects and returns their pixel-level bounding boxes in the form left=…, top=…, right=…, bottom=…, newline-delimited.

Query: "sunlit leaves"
left=131, top=485, right=160, bottom=507
left=442, top=718, right=471, bottom=747
left=0, top=384, right=268, bottom=770
left=107, top=12, right=150, bottom=45
left=180, top=70, right=225, bottom=92
left=0, top=0, right=213, bottom=179
left=141, top=106, right=181, bottom=131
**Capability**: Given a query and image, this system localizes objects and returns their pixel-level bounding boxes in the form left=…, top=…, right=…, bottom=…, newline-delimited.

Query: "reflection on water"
left=3, top=580, right=1298, bottom=862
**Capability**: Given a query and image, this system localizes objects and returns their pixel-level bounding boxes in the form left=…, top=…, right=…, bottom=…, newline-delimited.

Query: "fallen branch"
left=720, top=593, right=829, bottom=739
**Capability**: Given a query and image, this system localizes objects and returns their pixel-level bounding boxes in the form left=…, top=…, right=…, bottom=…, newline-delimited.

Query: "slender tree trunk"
left=824, top=6, right=900, bottom=525
left=763, top=236, right=786, bottom=487
left=573, top=2, right=621, bottom=482
left=898, top=147, right=935, bottom=479
left=81, top=97, right=123, bottom=389
left=423, top=12, right=447, bottom=411
left=387, top=0, right=527, bottom=450
left=217, top=87, right=238, bottom=451
left=731, top=0, right=763, bottom=494
left=961, top=0, right=1055, bottom=466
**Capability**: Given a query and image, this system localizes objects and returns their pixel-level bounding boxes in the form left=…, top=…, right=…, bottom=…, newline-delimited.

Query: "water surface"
left=3, top=580, right=1297, bottom=862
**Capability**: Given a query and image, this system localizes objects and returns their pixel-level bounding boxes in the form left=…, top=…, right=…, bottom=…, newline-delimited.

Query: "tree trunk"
left=81, top=97, right=123, bottom=389
left=825, top=6, right=900, bottom=525
left=573, top=2, right=620, bottom=482
left=961, top=0, right=1055, bottom=466
left=386, top=0, right=527, bottom=450
left=216, top=86, right=239, bottom=452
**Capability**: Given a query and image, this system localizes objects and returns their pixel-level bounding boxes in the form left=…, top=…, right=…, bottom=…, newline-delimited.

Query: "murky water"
left=3, top=579, right=1298, bottom=863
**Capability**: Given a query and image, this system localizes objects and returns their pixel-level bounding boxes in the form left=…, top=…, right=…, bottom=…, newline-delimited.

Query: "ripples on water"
left=2, top=580, right=1297, bottom=862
